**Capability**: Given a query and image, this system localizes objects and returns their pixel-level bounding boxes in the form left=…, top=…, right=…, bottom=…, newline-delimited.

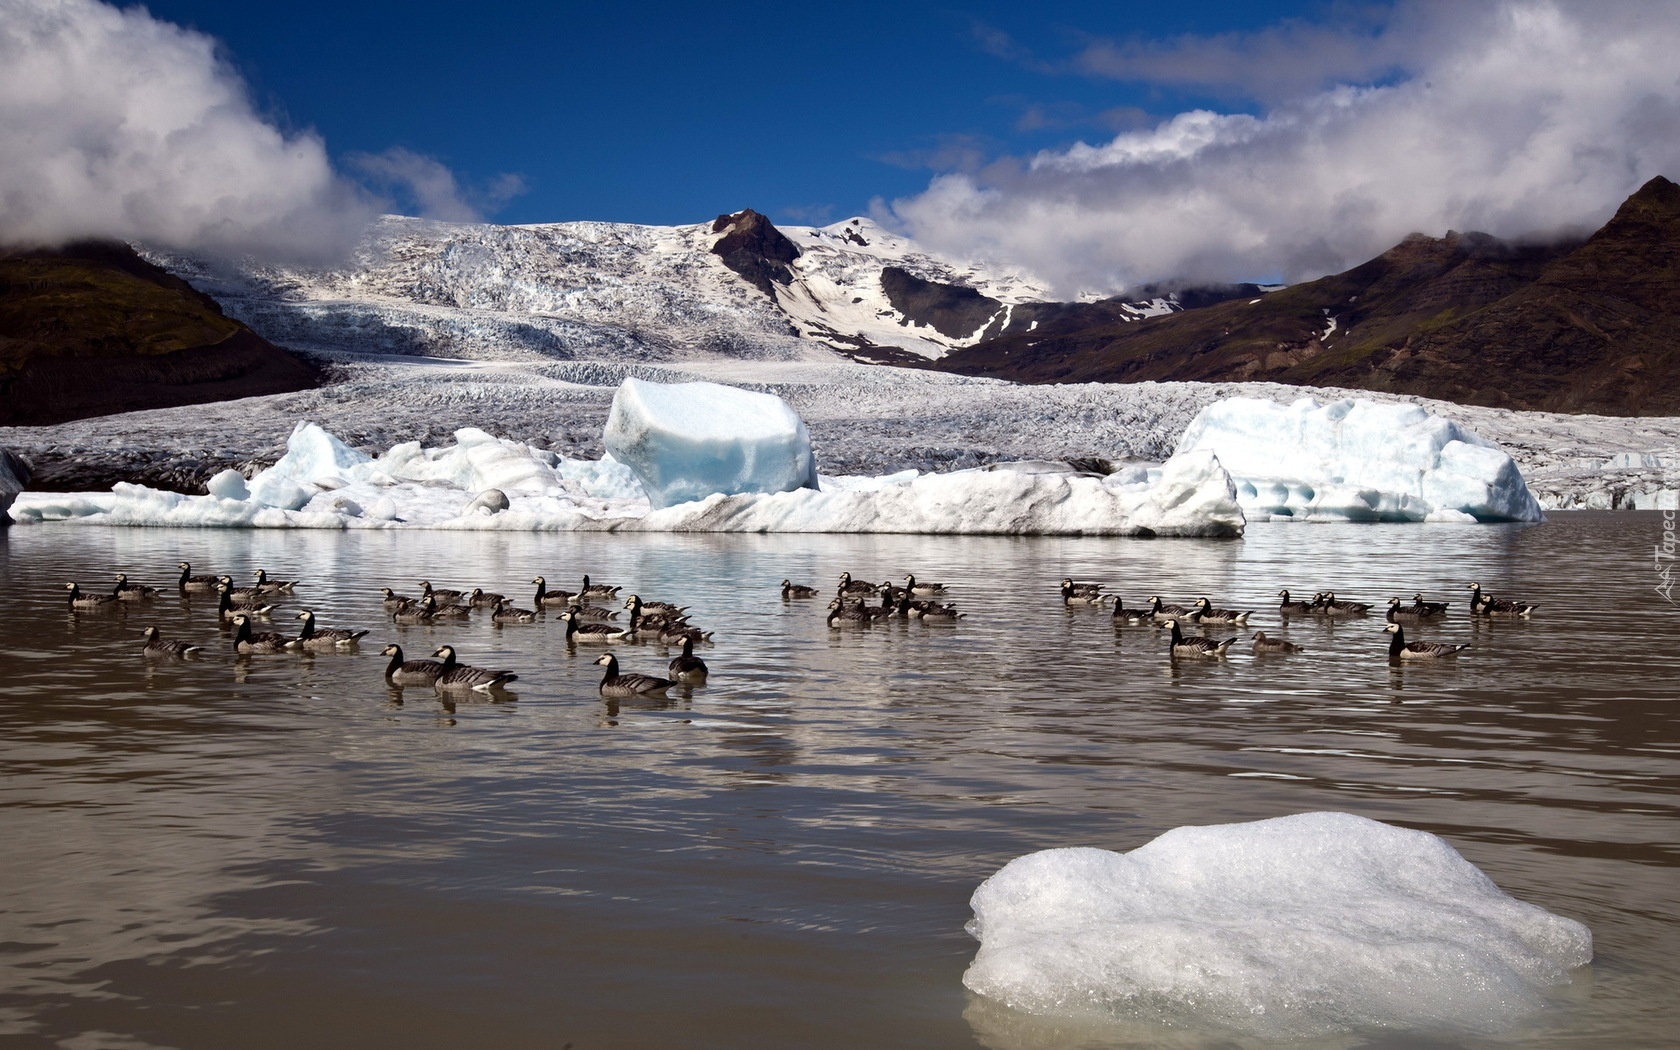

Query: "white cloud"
left=893, top=0, right=1680, bottom=297
left=0, top=0, right=371, bottom=259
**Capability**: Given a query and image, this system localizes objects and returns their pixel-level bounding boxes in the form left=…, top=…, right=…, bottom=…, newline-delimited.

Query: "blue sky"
left=134, top=0, right=1325, bottom=227
left=5, top=1, right=1678, bottom=290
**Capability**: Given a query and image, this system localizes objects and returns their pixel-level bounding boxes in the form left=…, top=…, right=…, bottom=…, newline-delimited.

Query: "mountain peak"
left=710, top=209, right=801, bottom=298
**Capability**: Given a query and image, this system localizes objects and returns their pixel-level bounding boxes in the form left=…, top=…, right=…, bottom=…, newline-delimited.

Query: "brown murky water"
left=1, top=514, right=1675, bottom=1049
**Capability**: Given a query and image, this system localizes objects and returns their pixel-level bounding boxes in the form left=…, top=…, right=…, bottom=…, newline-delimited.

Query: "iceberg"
left=8, top=423, right=1244, bottom=536
left=602, top=377, right=818, bottom=510
left=962, top=812, right=1592, bottom=1039
left=1174, top=397, right=1545, bottom=522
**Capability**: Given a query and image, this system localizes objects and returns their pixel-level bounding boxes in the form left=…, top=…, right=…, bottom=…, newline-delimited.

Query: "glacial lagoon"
left=1, top=513, right=1676, bottom=1048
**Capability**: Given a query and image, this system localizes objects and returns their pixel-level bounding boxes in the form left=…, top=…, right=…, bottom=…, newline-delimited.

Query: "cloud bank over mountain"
left=0, top=0, right=505, bottom=260
left=892, top=0, right=1680, bottom=297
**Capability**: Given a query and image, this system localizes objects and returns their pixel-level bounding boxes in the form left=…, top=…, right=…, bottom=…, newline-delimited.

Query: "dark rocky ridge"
left=710, top=209, right=801, bottom=298
left=933, top=177, right=1680, bottom=416
left=0, top=241, right=320, bottom=427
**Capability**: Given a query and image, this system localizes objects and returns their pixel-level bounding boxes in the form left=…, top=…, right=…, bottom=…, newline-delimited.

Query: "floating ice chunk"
left=205, top=468, right=250, bottom=501
left=1174, top=397, right=1544, bottom=522
left=247, top=422, right=371, bottom=509
left=602, top=377, right=818, bottom=509
left=963, top=812, right=1592, bottom=1039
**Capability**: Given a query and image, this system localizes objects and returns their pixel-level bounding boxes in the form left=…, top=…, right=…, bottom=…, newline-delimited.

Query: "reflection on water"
left=0, top=515, right=1676, bottom=1048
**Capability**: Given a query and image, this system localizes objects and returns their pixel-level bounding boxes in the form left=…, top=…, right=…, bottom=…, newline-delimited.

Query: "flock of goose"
left=1051, top=578, right=1536, bottom=662
left=64, top=561, right=711, bottom=698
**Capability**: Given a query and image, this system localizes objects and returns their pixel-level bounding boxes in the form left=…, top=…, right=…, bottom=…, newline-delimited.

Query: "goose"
left=391, top=595, right=439, bottom=624
left=230, top=613, right=298, bottom=653
left=217, top=575, right=265, bottom=602
left=140, top=626, right=203, bottom=657
left=595, top=652, right=674, bottom=697
left=877, top=579, right=909, bottom=603
left=425, top=598, right=472, bottom=620
left=113, top=574, right=159, bottom=601
left=781, top=579, right=820, bottom=599
left=1112, top=599, right=1152, bottom=625
left=622, top=594, right=687, bottom=618
left=418, top=581, right=465, bottom=605
left=1384, top=622, right=1469, bottom=660
left=667, top=637, right=709, bottom=684
left=558, top=610, right=631, bottom=644
left=826, top=598, right=874, bottom=627
left=903, top=573, right=947, bottom=595
left=1146, top=596, right=1196, bottom=619
left=836, top=572, right=878, bottom=598
left=1385, top=597, right=1432, bottom=624
left=1277, top=589, right=1316, bottom=615
left=468, top=588, right=507, bottom=608
left=657, top=624, right=715, bottom=645
left=1411, top=593, right=1451, bottom=616
left=908, top=599, right=964, bottom=621
left=1318, top=592, right=1370, bottom=616
left=1159, top=618, right=1235, bottom=658
left=1468, top=583, right=1536, bottom=617
left=1061, top=578, right=1107, bottom=605
left=579, top=574, right=621, bottom=601
left=567, top=603, right=620, bottom=622
left=1251, top=631, right=1304, bottom=654
left=531, top=576, right=576, bottom=608
left=380, top=587, right=419, bottom=611
left=1187, top=597, right=1251, bottom=626
left=216, top=582, right=276, bottom=621
left=293, top=609, right=369, bottom=650
left=380, top=643, right=445, bottom=686
left=252, top=569, right=298, bottom=594
left=176, top=562, right=220, bottom=593
left=490, top=598, right=538, bottom=624
left=430, top=645, right=519, bottom=693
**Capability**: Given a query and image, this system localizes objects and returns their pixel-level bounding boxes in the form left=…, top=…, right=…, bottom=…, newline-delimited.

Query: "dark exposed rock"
left=0, top=241, right=320, bottom=426
left=934, top=177, right=1680, bottom=416
left=880, top=267, right=1005, bottom=341
left=710, top=209, right=801, bottom=299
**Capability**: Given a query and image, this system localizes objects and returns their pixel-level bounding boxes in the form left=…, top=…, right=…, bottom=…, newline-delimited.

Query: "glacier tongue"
left=1174, top=396, right=1545, bottom=522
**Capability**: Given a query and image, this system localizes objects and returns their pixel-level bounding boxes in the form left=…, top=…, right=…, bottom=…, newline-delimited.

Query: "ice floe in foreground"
left=962, top=812, right=1591, bottom=1039
left=1176, top=397, right=1545, bottom=522
left=10, top=422, right=1245, bottom=536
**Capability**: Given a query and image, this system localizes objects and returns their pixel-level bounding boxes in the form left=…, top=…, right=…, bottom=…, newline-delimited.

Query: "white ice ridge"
left=603, top=377, right=818, bottom=509
left=962, top=812, right=1592, bottom=1040
left=9, top=422, right=1246, bottom=537
left=1174, top=396, right=1545, bottom=522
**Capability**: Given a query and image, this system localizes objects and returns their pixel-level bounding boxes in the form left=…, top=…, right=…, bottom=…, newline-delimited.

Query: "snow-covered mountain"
left=143, top=211, right=1192, bottom=364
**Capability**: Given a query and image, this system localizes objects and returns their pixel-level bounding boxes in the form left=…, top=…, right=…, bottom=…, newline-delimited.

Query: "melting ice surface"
left=963, top=812, right=1592, bottom=1039
left=1175, top=397, right=1546, bottom=522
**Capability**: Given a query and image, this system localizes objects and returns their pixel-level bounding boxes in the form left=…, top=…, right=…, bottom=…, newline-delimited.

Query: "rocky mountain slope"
left=0, top=242, right=318, bottom=426
left=935, top=177, right=1680, bottom=416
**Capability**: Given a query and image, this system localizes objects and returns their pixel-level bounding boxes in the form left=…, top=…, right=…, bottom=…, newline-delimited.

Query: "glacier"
left=962, top=812, right=1592, bottom=1039
left=603, top=377, right=817, bottom=509
left=1176, top=396, right=1546, bottom=522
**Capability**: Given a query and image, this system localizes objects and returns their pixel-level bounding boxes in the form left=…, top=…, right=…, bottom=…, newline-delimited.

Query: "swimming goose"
left=380, top=643, right=445, bottom=686
left=113, top=574, right=159, bottom=601
left=252, top=569, right=298, bottom=594
left=430, top=645, right=519, bottom=692
left=230, top=613, right=298, bottom=653
left=1384, top=622, right=1469, bottom=660
left=391, top=596, right=439, bottom=624
left=595, top=653, right=674, bottom=697
left=177, top=562, right=220, bottom=593
left=1277, top=589, right=1316, bottom=615
left=531, top=576, right=576, bottom=608
left=1061, top=578, right=1107, bottom=605
left=294, top=609, right=369, bottom=649
left=425, top=598, right=472, bottom=619
left=217, top=575, right=265, bottom=602
left=1318, top=592, right=1370, bottom=616
left=1411, top=593, right=1451, bottom=616
left=140, top=626, right=202, bottom=656
left=490, top=598, right=538, bottom=624
left=468, top=588, right=507, bottom=608
left=1112, top=599, right=1152, bottom=625
left=1468, top=583, right=1536, bottom=617
left=836, top=572, right=878, bottom=598
left=1187, top=597, right=1251, bottom=626
left=667, top=637, right=709, bottom=684
left=907, top=598, right=964, bottom=621
left=623, top=594, right=687, bottom=618
left=657, top=624, right=715, bottom=645
left=1251, top=631, right=1304, bottom=654
left=216, top=582, right=276, bottom=621
left=1159, top=618, right=1235, bottom=657
left=380, top=587, right=419, bottom=611
left=579, top=575, right=621, bottom=601
left=781, top=579, right=820, bottom=599
left=903, top=573, right=947, bottom=595
left=418, top=581, right=465, bottom=605
left=826, top=598, right=874, bottom=627
left=567, top=603, right=620, bottom=621
left=1146, top=596, right=1196, bottom=619
left=559, top=610, right=631, bottom=644
left=1385, top=597, right=1432, bottom=624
